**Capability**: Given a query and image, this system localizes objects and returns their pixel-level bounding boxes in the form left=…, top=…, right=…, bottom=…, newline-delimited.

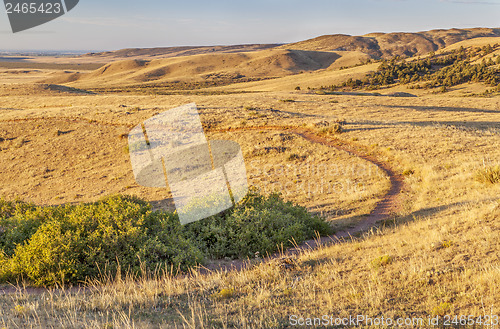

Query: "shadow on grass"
left=379, top=104, right=500, bottom=115
left=377, top=197, right=498, bottom=231
left=150, top=198, right=176, bottom=212
left=343, top=119, right=500, bottom=133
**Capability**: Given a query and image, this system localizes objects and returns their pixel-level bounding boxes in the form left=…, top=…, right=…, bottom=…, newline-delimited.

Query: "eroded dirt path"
left=202, top=125, right=405, bottom=272
left=0, top=124, right=404, bottom=293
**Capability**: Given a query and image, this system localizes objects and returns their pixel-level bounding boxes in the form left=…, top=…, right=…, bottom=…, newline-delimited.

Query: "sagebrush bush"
left=318, top=123, right=343, bottom=135
left=0, top=192, right=331, bottom=286
left=0, top=195, right=202, bottom=285
left=184, top=191, right=332, bottom=259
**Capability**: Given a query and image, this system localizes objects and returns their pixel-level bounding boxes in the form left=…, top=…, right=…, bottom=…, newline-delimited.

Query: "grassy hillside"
left=219, top=37, right=500, bottom=93
left=51, top=37, right=500, bottom=95
left=1, top=87, right=499, bottom=327
left=35, top=28, right=500, bottom=93
left=78, top=27, right=500, bottom=62
left=80, top=44, right=280, bottom=61
left=323, top=41, right=500, bottom=93
left=42, top=49, right=352, bottom=88
left=0, top=28, right=499, bottom=328
left=282, top=28, right=500, bottom=58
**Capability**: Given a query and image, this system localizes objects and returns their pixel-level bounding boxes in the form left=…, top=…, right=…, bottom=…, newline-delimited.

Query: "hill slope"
left=81, top=43, right=280, bottom=62
left=219, top=36, right=500, bottom=93
left=41, top=28, right=500, bottom=90
left=282, top=28, right=500, bottom=58
left=44, top=49, right=362, bottom=87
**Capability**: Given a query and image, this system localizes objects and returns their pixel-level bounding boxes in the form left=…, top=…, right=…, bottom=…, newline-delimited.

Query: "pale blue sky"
left=1, top=0, right=500, bottom=51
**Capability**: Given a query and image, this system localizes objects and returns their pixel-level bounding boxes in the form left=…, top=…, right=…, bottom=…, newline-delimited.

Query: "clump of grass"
left=252, top=146, right=288, bottom=157
left=318, top=123, right=343, bottom=136
left=475, top=165, right=500, bottom=184
left=403, top=169, right=415, bottom=176
left=330, top=123, right=343, bottom=134
left=12, top=304, right=28, bottom=316
left=371, top=255, right=393, bottom=270
left=430, top=240, right=455, bottom=251
left=211, top=288, right=235, bottom=300
left=432, top=302, right=452, bottom=316
left=441, top=240, right=454, bottom=248
left=287, top=153, right=307, bottom=161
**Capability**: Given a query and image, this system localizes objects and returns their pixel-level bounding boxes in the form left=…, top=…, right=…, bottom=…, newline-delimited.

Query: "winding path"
left=202, top=125, right=404, bottom=272
left=0, top=124, right=405, bottom=294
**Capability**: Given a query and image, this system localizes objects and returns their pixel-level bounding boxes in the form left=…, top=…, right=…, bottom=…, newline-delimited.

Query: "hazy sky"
left=1, top=0, right=500, bottom=51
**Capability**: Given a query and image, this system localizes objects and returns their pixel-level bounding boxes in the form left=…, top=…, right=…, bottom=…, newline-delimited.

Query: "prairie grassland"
left=0, top=86, right=499, bottom=327
left=0, top=201, right=498, bottom=328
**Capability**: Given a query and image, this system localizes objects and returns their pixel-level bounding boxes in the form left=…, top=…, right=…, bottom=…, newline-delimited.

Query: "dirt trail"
left=202, top=125, right=404, bottom=272
left=0, top=125, right=404, bottom=294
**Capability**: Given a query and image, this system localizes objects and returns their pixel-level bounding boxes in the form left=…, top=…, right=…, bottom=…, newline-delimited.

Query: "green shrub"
left=184, top=191, right=332, bottom=259
left=10, top=220, right=79, bottom=285
left=0, top=201, right=55, bottom=257
left=0, top=195, right=202, bottom=285
left=0, top=199, right=35, bottom=218
left=0, top=192, right=331, bottom=286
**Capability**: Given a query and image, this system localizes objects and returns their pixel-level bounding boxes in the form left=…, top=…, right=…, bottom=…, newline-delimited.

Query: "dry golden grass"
left=1, top=37, right=500, bottom=327
left=1, top=86, right=499, bottom=327
left=0, top=200, right=498, bottom=328
left=280, top=28, right=500, bottom=58
left=46, top=49, right=345, bottom=88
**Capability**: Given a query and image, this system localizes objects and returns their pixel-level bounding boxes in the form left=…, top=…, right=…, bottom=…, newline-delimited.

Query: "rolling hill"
left=281, top=27, right=500, bottom=58
left=40, top=27, right=500, bottom=90
left=42, top=49, right=364, bottom=87
left=80, top=43, right=280, bottom=61
left=80, top=27, right=500, bottom=62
